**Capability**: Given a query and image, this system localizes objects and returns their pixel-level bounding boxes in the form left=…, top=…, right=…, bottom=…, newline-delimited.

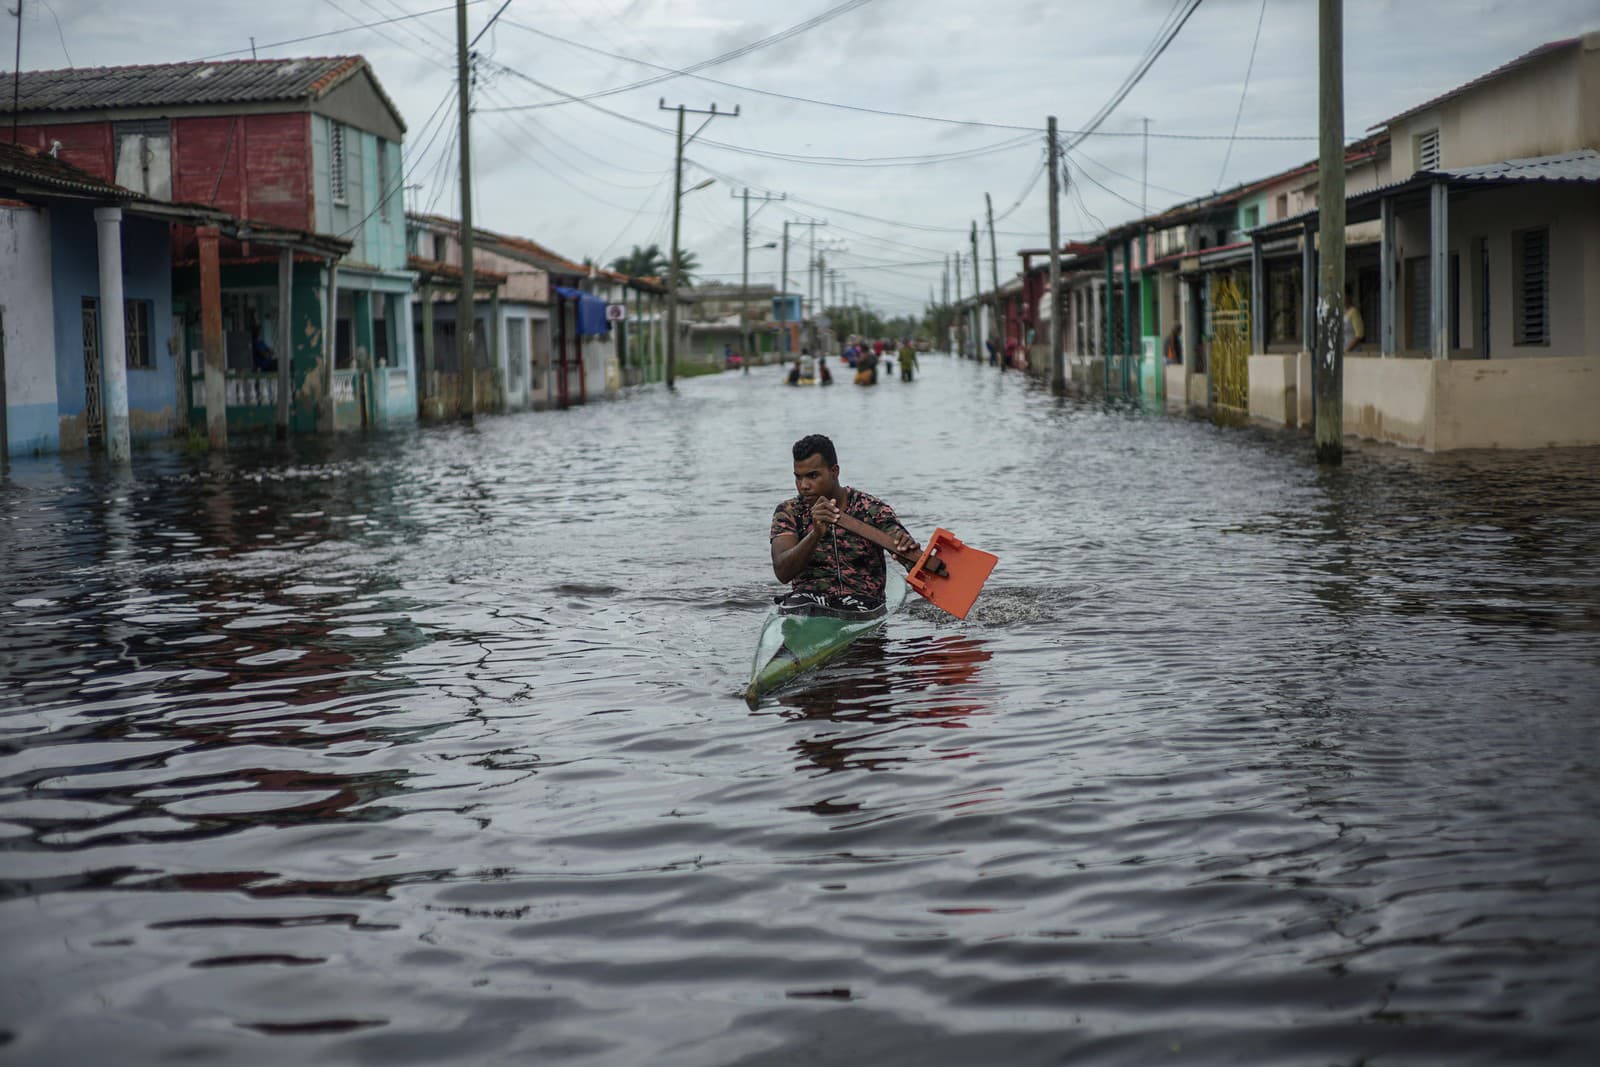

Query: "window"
left=124, top=300, right=153, bottom=369
left=1405, top=255, right=1430, bottom=351
left=432, top=233, right=448, bottom=263
left=1415, top=128, right=1441, bottom=171
left=1242, top=204, right=1260, bottom=231
left=330, top=122, right=348, bottom=204
left=113, top=120, right=172, bottom=200
left=1514, top=226, right=1550, bottom=346
left=1274, top=193, right=1287, bottom=221
left=1266, top=259, right=1301, bottom=346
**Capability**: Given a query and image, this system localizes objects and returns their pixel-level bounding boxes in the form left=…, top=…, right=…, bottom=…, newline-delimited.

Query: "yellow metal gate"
left=1209, top=272, right=1250, bottom=412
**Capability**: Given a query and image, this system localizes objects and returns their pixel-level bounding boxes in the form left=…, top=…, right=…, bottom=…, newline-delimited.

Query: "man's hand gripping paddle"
left=833, top=513, right=998, bottom=619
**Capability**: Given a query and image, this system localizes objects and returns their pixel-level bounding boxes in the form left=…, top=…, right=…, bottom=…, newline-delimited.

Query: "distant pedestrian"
left=985, top=337, right=997, bottom=365
left=898, top=341, right=919, bottom=382
left=1343, top=287, right=1365, bottom=353
left=1164, top=324, right=1183, bottom=365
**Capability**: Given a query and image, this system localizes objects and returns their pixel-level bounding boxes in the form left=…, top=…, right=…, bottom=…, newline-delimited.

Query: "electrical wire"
left=1215, top=0, right=1270, bottom=190
left=197, top=1, right=484, bottom=60
left=337, top=80, right=456, bottom=238
left=494, top=0, right=883, bottom=110
left=1065, top=0, right=1206, bottom=149
left=487, top=17, right=1315, bottom=142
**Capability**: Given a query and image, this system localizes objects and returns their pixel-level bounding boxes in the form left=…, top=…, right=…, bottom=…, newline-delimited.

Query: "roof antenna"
left=250, top=36, right=257, bottom=60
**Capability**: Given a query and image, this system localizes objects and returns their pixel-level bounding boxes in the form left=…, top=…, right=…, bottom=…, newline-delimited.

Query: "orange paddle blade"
left=905, top=528, right=997, bottom=619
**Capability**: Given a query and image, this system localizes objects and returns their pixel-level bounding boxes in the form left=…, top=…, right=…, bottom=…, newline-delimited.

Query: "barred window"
left=330, top=122, right=348, bottom=205
left=1514, top=227, right=1550, bottom=346
left=124, top=299, right=152, bottom=369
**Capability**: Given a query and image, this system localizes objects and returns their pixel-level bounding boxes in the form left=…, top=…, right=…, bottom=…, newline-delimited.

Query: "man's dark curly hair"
left=792, top=434, right=837, bottom=468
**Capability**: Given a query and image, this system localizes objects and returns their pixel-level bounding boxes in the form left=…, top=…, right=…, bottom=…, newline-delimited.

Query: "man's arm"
left=771, top=527, right=822, bottom=583
left=771, top=497, right=841, bottom=582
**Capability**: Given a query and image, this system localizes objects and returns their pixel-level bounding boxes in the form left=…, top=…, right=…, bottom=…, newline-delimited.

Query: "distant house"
left=7, top=57, right=417, bottom=437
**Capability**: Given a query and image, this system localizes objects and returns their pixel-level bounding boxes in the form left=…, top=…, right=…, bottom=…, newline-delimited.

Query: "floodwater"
left=3, top=356, right=1599, bottom=1066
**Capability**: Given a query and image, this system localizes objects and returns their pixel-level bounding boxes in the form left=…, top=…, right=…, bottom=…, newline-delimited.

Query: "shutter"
left=1417, top=129, right=1440, bottom=171
left=1405, top=256, right=1430, bottom=350
left=1516, top=227, right=1549, bottom=346
left=330, top=123, right=347, bottom=204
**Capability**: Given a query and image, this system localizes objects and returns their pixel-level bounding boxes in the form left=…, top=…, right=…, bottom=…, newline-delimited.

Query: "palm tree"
left=609, top=243, right=699, bottom=286
left=610, top=244, right=668, bottom=279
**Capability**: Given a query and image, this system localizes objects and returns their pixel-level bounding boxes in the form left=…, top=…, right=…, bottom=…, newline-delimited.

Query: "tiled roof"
left=6, top=56, right=371, bottom=114
left=1439, top=149, right=1600, bottom=183
left=1373, top=36, right=1582, bottom=129
left=0, top=140, right=139, bottom=199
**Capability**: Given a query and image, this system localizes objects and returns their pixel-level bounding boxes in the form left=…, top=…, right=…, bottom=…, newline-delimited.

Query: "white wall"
left=1, top=205, right=60, bottom=454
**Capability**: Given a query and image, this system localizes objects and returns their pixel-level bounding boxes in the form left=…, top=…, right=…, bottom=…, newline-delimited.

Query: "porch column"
left=1121, top=239, right=1135, bottom=394
left=490, top=286, right=502, bottom=407
left=1250, top=236, right=1266, bottom=356
left=276, top=247, right=292, bottom=438
left=1184, top=277, right=1202, bottom=407
left=196, top=223, right=226, bottom=451
left=1301, top=223, right=1316, bottom=353
left=352, top=290, right=373, bottom=429
left=1380, top=197, right=1396, bottom=356
left=420, top=280, right=435, bottom=414
left=1430, top=181, right=1450, bottom=360
left=324, top=259, right=338, bottom=431
left=1102, top=256, right=1113, bottom=393
left=93, top=207, right=132, bottom=462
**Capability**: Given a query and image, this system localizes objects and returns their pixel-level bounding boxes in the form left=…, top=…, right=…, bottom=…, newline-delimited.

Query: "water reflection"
left=2, top=362, right=1598, bottom=1065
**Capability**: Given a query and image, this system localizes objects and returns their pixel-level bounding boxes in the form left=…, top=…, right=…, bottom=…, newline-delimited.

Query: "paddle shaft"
left=833, top=513, right=948, bottom=577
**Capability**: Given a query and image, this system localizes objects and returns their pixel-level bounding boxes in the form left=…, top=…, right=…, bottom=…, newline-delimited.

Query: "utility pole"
left=1048, top=115, right=1065, bottom=394
left=953, top=251, right=963, bottom=356
left=786, top=218, right=827, bottom=353
left=10, top=1, right=21, bottom=146
left=1314, top=0, right=1345, bottom=462
left=969, top=222, right=983, bottom=363
left=816, top=251, right=826, bottom=354
left=736, top=186, right=783, bottom=373
left=986, top=192, right=1002, bottom=370
left=1142, top=117, right=1150, bottom=217
left=780, top=220, right=790, bottom=353
left=661, top=99, right=739, bottom=387
left=454, top=0, right=476, bottom=420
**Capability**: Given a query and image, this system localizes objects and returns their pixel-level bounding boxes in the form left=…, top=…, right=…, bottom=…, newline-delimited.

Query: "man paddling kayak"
left=770, top=434, right=919, bottom=612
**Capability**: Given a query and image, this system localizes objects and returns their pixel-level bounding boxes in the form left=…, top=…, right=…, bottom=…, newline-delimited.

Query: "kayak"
left=744, top=571, right=909, bottom=705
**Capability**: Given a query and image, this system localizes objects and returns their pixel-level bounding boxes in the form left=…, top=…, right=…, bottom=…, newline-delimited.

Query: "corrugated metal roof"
left=6, top=57, right=365, bottom=114
left=1439, top=149, right=1600, bottom=183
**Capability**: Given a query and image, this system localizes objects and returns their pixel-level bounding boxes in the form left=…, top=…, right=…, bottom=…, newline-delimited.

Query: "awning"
left=554, top=285, right=612, bottom=337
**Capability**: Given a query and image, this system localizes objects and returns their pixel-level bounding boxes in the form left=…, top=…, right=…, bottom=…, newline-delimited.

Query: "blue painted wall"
left=50, top=209, right=175, bottom=437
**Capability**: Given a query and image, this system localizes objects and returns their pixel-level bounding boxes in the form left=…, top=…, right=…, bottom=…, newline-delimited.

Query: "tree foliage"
left=610, top=244, right=700, bottom=286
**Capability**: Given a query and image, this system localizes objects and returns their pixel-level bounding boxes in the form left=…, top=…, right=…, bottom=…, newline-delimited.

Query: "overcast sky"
left=16, top=0, right=1598, bottom=313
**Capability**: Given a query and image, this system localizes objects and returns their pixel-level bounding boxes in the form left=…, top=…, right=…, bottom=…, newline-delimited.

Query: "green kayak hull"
left=745, top=573, right=908, bottom=704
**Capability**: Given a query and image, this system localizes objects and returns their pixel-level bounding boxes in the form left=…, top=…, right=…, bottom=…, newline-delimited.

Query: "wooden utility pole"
left=969, top=222, right=982, bottom=361
left=1047, top=116, right=1065, bottom=394
left=986, top=192, right=1002, bottom=369
left=735, top=187, right=783, bottom=374
left=780, top=220, right=790, bottom=354
left=454, top=0, right=476, bottom=420
left=953, top=252, right=963, bottom=356
left=660, top=99, right=738, bottom=386
left=1314, top=0, right=1345, bottom=462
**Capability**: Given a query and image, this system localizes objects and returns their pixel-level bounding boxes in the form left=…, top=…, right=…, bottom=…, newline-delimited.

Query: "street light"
left=686, top=177, right=716, bottom=194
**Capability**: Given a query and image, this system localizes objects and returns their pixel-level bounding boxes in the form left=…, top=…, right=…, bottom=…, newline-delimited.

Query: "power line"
left=488, top=17, right=1314, bottom=142
left=1065, top=0, right=1206, bottom=149
left=495, top=0, right=883, bottom=110
left=1216, top=0, right=1270, bottom=189
left=468, top=0, right=516, bottom=49
left=197, top=1, right=484, bottom=60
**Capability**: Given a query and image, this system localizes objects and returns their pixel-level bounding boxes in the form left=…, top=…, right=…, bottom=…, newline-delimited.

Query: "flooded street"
left=3, top=356, right=1599, bottom=1065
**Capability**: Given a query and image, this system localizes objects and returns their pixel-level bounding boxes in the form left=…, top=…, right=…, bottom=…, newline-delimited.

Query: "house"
left=1, top=143, right=346, bottom=459
left=7, top=56, right=417, bottom=438
left=1246, top=33, right=1600, bottom=449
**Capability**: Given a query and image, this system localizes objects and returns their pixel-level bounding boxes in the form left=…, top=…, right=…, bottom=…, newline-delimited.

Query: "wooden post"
left=1430, top=181, right=1449, bottom=361
left=420, top=279, right=435, bottom=416
left=986, top=191, right=1002, bottom=370
left=197, top=224, right=226, bottom=450
left=324, top=259, right=338, bottom=431
left=1314, top=0, right=1345, bottom=462
left=455, top=0, right=476, bottom=420
left=276, top=246, right=292, bottom=437
left=1380, top=197, right=1396, bottom=355
left=1122, top=238, right=1135, bottom=395
left=1047, top=116, right=1065, bottom=394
